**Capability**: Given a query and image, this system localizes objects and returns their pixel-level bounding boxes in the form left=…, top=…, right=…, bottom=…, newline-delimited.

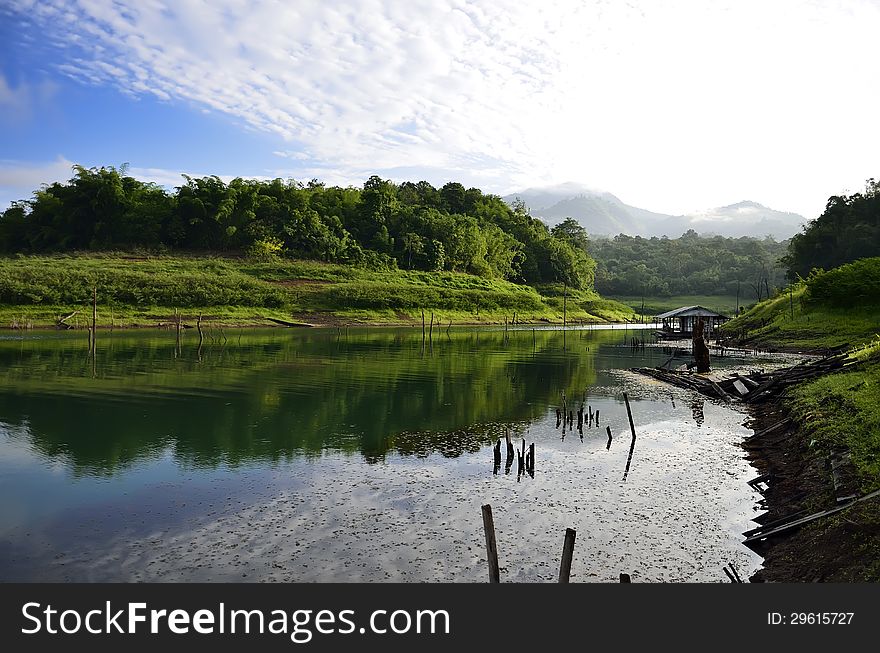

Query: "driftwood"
left=743, top=488, right=880, bottom=546
left=632, top=351, right=855, bottom=404
left=57, top=310, right=79, bottom=329
left=266, top=317, right=313, bottom=327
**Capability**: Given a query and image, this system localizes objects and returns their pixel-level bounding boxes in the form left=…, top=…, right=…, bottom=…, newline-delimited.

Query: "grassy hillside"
left=609, top=294, right=741, bottom=318
left=719, top=260, right=880, bottom=350
left=787, top=338, right=880, bottom=489
left=725, top=258, right=880, bottom=492
left=0, top=253, right=637, bottom=328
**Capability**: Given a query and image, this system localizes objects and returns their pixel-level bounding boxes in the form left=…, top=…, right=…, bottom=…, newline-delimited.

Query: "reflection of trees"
left=0, top=329, right=605, bottom=475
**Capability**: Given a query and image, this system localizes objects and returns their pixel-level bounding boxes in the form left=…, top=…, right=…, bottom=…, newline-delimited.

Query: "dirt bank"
left=742, top=401, right=880, bottom=582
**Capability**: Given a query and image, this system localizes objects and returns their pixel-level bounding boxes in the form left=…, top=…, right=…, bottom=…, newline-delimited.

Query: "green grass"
left=0, top=253, right=638, bottom=327
left=787, top=347, right=880, bottom=489
left=724, top=259, right=880, bottom=488
left=719, top=283, right=880, bottom=350
left=608, top=294, right=743, bottom=318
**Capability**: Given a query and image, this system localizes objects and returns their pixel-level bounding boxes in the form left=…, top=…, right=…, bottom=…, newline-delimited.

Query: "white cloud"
left=0, top=73, right=58, bottom=122
left=0, top=156, right=76, bottom=206
left=6, top=0, right=880, bottom=217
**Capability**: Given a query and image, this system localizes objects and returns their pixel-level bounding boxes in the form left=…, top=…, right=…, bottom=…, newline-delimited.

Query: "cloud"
left=5, top=0, right=880, bottom=216
left=0, top=73, right=58, bottom=124
left=0, top=156, right=74, bottom=192
left=0, top=156, right=76, bottom=209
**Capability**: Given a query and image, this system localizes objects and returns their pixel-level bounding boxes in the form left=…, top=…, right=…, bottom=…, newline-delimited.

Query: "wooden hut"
left=654, top=305, right=729, bottom=338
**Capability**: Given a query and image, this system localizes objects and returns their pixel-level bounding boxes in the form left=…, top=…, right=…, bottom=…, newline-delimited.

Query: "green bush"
left=804, top=258, right=880, bottom=307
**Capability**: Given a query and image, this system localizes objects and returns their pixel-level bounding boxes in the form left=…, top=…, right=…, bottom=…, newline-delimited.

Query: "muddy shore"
left=742, top=399, right=880, bottom=582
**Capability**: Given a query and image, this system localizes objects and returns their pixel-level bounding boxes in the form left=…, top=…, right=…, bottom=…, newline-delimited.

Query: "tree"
left=551, top=218, right=590, bottom=252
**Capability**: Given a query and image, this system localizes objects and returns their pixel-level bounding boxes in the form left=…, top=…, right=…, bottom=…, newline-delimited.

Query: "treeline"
left=783, top=178, right=880, bottom=280
left=587, top=230, right=788, bottom=298
left=0, top=166, right=596, bottom=289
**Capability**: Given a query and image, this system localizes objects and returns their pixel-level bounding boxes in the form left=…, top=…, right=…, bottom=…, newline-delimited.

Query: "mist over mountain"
left=503, top=184, right=806, bottom=240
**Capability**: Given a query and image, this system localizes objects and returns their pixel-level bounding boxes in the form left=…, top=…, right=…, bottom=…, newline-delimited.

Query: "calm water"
left=0, top=326, right=766, bottom=582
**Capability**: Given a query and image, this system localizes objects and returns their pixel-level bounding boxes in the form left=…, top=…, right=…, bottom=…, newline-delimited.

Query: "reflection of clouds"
left=20, top=400, right=761, bottom=582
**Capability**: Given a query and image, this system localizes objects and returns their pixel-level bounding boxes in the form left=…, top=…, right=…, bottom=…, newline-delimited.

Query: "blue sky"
left=2, top=0, right=879, bottom=219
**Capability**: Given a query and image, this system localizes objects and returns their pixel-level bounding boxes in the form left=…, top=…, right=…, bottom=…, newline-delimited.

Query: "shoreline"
left=0, top=313, right=663, bottom=332
left=634, top=350, right=878, bottom=582
left=742, top=396, right=877, bottom=582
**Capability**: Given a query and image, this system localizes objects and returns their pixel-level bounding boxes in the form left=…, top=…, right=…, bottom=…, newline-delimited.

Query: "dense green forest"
left=783, top=178, right=880, bottom=279
left=0, top=165, right=596, bottom=290
left=586, top=228, right=788, bottom=299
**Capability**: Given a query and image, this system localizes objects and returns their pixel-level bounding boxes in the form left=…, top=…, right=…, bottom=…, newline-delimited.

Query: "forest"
left=783, top=178, right=880, bottom=280
left=3, top=167, right=877, bottom=309
left=0, top=166, right=596, bottom=290
left=586, top=229, right=788, bottom=299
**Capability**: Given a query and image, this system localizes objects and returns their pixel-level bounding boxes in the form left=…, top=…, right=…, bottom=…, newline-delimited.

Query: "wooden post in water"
left=90, top=285, right=97, bottom=355
left=606, top=425, right=612, bottom=449
left=421, top=310, right=426, bottom=339
left=197, top=313, right=204, bottom=360
left=623, top=392, right=636, bottom=441
left=563, top=282, right=567, bottom=351
left=622, top=392, right=638, bottom=481
left=175, top=308, right=182, bottom=357
left=558, top=528, right=576, bottom=583
left=481, top=504, right=500, bottom=583
left=429, top=312, right=434, bottom=339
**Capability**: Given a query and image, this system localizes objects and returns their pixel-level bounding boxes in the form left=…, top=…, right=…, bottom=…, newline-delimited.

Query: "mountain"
left=503, top=185, right=806, bottom=240
left=656, top=201, right=806, bottom=239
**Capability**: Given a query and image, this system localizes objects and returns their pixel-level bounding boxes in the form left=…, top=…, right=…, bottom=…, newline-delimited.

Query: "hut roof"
left=654, top=305, right=728, bottom=320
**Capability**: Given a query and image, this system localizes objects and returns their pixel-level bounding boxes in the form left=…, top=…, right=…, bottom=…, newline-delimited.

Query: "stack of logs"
left=632, top=351, right=857, bottom=403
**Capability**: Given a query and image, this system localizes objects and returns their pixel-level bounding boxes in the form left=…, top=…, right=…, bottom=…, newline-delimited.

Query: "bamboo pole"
left=90, top=286, right=97, bottom=355
left=481, top=504, right=500, bottom=583
left=175, top=308, right=181, bottom=358
left=197, top=313, right=204, bottom=360
left=558, top=528, right=576, bottom=583
left=623, top=392, right=636, bottom=441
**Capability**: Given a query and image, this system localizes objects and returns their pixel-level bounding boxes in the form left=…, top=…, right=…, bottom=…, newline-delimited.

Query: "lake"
left=0, top=325, right=765, bottom=582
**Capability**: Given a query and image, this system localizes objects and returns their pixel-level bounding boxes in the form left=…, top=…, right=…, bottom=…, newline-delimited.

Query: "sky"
left=1, top=0, right=878, bottom=220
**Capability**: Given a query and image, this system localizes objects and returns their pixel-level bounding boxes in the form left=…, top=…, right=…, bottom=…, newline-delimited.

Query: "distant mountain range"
left=503, top=183, right=807, bottom=240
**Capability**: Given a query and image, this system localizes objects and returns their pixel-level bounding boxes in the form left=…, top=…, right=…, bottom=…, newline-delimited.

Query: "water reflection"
left=0, top=328, right=673, bottom=475
left=691, top=398, right=705, bottom=427
left=0, top=326, right=766, bottom=583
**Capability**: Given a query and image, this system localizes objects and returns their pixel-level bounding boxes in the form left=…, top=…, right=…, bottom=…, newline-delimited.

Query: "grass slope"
left=720, top=285, right=880, bottom=350
left=726, top=258, right=880, bottom=496
left=609, top=294, right=742, bottom=318
left=0, top=253, right=637, bottom=328
left=787, top=339, right=880, bottom=489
